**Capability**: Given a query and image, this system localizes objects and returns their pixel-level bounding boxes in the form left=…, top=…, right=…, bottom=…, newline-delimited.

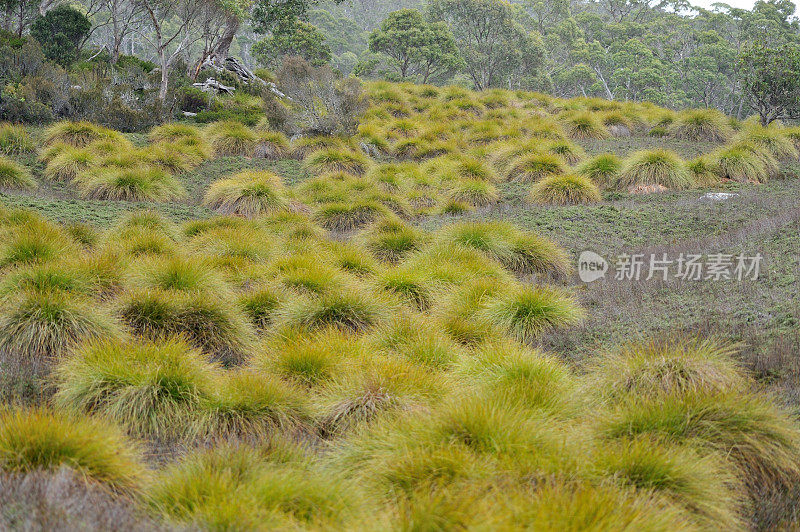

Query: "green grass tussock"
left=528, top=173, right=601, bottom=205
left=0, top=406, right=145, bottom=492
left=669, top=109, right=733, bottom=142
left=0, top=156, right=35, bottom=190
left=615, top=149, right=693, bottom=190
left=203, top=170, right=289, bottom=217
left=54, top=337, right=217, bottom=440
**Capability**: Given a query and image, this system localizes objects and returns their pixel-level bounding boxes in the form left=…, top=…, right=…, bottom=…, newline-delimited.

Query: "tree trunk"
left=159, top=49, right=169, bottom=101
left=211, top=14, right=239, bottom=62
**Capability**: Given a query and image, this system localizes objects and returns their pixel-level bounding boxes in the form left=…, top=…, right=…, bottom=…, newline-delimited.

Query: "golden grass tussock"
left=203, top=170, right=289, bottom=217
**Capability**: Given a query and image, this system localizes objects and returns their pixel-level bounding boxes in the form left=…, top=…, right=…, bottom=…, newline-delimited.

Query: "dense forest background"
left=0, top=0, right=797, bottom=129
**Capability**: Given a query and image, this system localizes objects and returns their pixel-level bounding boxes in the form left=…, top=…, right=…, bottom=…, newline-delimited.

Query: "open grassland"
left=1, top=83, right=800, bottom=530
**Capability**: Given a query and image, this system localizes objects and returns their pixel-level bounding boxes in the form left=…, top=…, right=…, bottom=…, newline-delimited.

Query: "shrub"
left=576, top=153, right=621, bottom=188
left=0, top=156, right=35, bottom=189
left=481, top=285, right=585, bottom=343
left=203, top=170, right=289, bottom=218
left=505, top=152, right=568, bottom=183
left=118, top=288, right=256, bottom=366
left=0, top=123, right=34, bottom=154
left=0, top=407, right=144, bottom=492
left=76, top=166, right=186, bottom=201
left=304, top=148, right=370, bottom=176
left=669, top=109, right=733, bottom=142
left=279, top=56, right=368, bottom=136
left=528, top=173, right=601, bottom=205
left=206, top=121, right=258, bottom=157
left=615, top=149, right=693, bottom=190
left=446, top=179, right=499, bottom=207
left=54, top=337, right=217, bottom=440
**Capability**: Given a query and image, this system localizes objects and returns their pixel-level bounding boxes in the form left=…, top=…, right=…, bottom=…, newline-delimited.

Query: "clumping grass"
left=687, top=156, right=720, bottom=187
left=44, top=146, right=96, bottom=182
left=125, top=254, right=231, bottom=299
left=203, top=170, right=289, bottom=217
left=314, top=201, right=386, bottom=232
left=358, top=218, right=425, bottom=263
left=54, top=337, right=217, bottom=440
left=43, top=121, right=117, bottom=148
left=304, top=148, right=370, bottom=177
left=592, top=437, right=742, bottom=529
left=204, top=370, right=309, bottom=439
left=257, top=327, right=359, bottom=386
left=505, top=151, right=568, bottom=183
left=376, top=267, right=433, bottom=311
left=734, top=126, right=799, bottom=161
left=237, top=283, right=286, bottom=330
left=456, top=340, right=580, bottom=416
left=0, top=406, right=145, bottom=492
left=589, top=337, right=746, bottom=401
left=669, top=109, right=733, bottom=142
left=149, top=123, right=204, bottom=144
left=0, top=288, right=121, bottom=373
left=713, top=143, right=769, bottom=183
left=0, top=123, right=34, bottom=155
left=528, top=173, right=601, bottom=205
left=446, top=179, right=499, bottom=207
left=478, top=284, right=585, bottom=344
left=437, top=221, right=571, bottom=277
left=369, top=314, right=464, bottom=369
left=0, top=156, right=35, bottom=190
left=254, top=131, right=290, bottom=160
left=562, top=111, right=610, bottom=139
left=275, top=286, right=389, bottom=333
left=147, top=445, right=357, bottom=529
left=206, top=121, right=258, bottom=157
left=76, top=166, right=186, bottom=201
left=615, top=149, right=693, bottom=190
left=118, top=288, right=256, bottom=366
left=315, top=355, right=447, bottom=436
left=576, top=153, right=621, bottom=188
left=600, top=390, right=800, bottom=500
